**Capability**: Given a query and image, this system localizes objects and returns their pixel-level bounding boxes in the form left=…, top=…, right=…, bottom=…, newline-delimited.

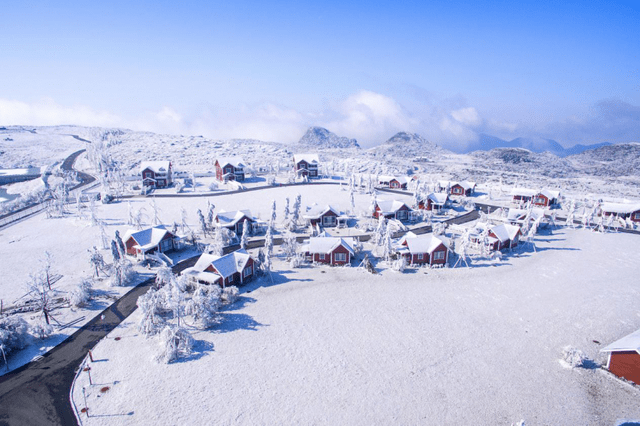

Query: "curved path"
left=0, top=184, right=479, bottom=425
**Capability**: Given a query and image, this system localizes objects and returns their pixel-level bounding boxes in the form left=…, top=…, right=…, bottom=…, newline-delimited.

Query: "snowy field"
left=72, top=227, right=640, bottom=425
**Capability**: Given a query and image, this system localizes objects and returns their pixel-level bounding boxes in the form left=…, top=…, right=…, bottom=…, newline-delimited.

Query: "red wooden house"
left=487, top=224, right=522, bottom=251
left=123, top=225, right=178, bottom=256
left=601, top=328, right=640, bottom=386
left=215, top=210, right=254, bottom=235
left=532, top=190, right=560, bottom=207
left=438, top=181, right=476, bottom=196
left=301, top=237, right=355, bottom=266
left=511, top=188, right=537, bottom=204
left=215, top=157, right=245, bottom=182
left=373, top=200, right=413, bottom=221
left=397, top=234, right=449, bottom=266
left=183, top=249, right=255, bottom=287
left=303, top=204, right=340, bottom=227
left=418, top=193, right=449, bottom=211
left=293, top=154, right=320, bottom=178
left=140, top=161, right=172, bottom=188
left=378, top=175, right=409, bottom=189
left=600, top=203, right=640, bottom=223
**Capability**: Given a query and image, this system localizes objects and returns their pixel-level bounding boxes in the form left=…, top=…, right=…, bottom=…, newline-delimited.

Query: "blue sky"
left=1, top=1, right=638, bottom=149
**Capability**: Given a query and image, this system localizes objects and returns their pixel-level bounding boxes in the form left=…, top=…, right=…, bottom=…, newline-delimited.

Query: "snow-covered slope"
left=566, top=143, right=640, bottom=177
left=368, top=132, right=448, bottom=160
left=297, top=127, right=360, bottom=149
left=465, top=133, right=613, bottom=157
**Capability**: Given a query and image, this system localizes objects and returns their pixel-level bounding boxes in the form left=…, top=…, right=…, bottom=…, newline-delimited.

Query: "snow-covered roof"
left=379, top=175, right=409, bottom=184
left=507, top=208, right=545, bottom=222
left=601, top=202, right=640, bottom=214
left=190, top=249, right=252, bottom=279
left=376, top=200, right=411, bottom=214
left=301, top=237, right=354, bottom=256
left=216, top=156, right=245, bottom=168
left=538, top=189, right=560, bottom=200
left=511, top=188, right=537, bottom=197
left=405, top=235, right=447, bottom=254
left=457, top=181, right=476, bottom=190
left=181, top=269, right=222, bottom=285
left=303, top=204, right=340, bottom=220
left=489, top=224, right=521, bottom=242
left=216, top=210, right=253, bottom=227
left=294, top=154, right=320, bottom=164
left=427, top=192, right=448, bottom=205
left=123, top=225, right=174, bottom=251
left=139, top=161, right=171, bottom=174
left=601, top=328, right=640, bottom=354
left=398, top=231, right=418, bottom=246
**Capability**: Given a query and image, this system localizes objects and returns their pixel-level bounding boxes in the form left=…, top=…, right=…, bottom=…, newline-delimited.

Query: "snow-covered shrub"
left=110, top=259, right=134, bottom=287
left=290, top=254, right=305, bottom=268
left=32, top=319, right=54, bottom=340
left=266, top=175, right=276, bottom=186
left=185, top=286, right=221, bottom=329
left=137, top=288, right=166, bottom=336
left=221, top=286, right=239, bottom=305
left=208, top=181, right=218, bottom=191
left=0, top=316, right=30, bottom=356
left=68, top=278, right=93, bottom=308
left=392, top=256, right=406, bottom=272
left=561, top=346, right=587, bottom=368
left=155, top=325, right=194, bottom=364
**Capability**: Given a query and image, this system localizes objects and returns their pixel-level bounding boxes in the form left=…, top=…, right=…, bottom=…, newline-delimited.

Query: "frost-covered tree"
left=240, top=219, right=249, bottom=250
left=197, top=209, right=208, bottom=237
left=289, top=194, right=302, bottom=231
left=88, top=197, right=98, bottom=226
left=26, top=272, right=55, bottom=326
left=155, top=265, right=174, bottom=289
left=270, top=200, right=277, bottom=227
left=373, top=216, right=386, bottom=245
left=127, top=201, right=134, bottom=226
left=115, top=230, right=126, bottom=256
left=133, top=207, right=146, bottom=230
left=111, top=240, right=121, bottom=262
left=349, top=189, right=356, bottom=216
left=381, top=225, right=393, bottom=261
left=150, top=198, right=161, bottom=226
left=283, top=197, right=290, bottom=222
left=180, top=206, right=189, bottom=234
left=207, top=202, right=216, bottom=228
left=186, top=285, right=222, bottom=329
left=368, top=192, right=378, bottom=217
left=99, top=221, right=109, bottom=250
left=137, top=287, right=166, bottom=336
left=111, top=257, right=133, bottom=287
left=89, top=247, right=106, bottom=278
left=155, top=325, right=194, bottom=364
left=282, top=232, right=298, bottom=260
left=221, top=286, right=239, bottom=305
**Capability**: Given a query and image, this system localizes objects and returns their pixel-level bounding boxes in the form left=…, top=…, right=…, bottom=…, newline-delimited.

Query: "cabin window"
left=228, top=274, right=234, bottom=283
left=144, top=171, right=153, bottom=178
left=634, top=212, right=640, bottom=220
left=244, top=265, right=252, bottom=277
left=534, top=197, right=546, bottom=204
left=319, top=253, right=325, bottom=261
left=417, top=253, right=423, bottom=260
left=323, top=215, right=336, bottom=225
left=433, top=251, right=445, bottom=260
left=335, top=252, right=346, bottom=262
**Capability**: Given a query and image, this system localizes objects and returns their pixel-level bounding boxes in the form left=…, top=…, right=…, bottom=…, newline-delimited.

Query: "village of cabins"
left=128, top=153, right=640, bottom=385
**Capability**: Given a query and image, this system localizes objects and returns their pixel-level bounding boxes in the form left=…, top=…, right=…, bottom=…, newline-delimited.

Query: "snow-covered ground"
left=72, top=227, right=640, bottom=425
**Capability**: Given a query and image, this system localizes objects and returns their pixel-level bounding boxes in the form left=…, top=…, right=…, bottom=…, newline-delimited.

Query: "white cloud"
left=450, top=107, right=481, bottom=127
left=0, top=98, right=121, bottom=127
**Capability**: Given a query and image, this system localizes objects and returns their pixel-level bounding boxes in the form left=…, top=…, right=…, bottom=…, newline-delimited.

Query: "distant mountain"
left=464, top=134, right=612, bottom=157
left=368, top=132, right=447, bottom=159
left=471, top=147, right=576, bottom=178
left=567, top=143, right=640, bottom=177
left=298, top=127, right=359, bottom=149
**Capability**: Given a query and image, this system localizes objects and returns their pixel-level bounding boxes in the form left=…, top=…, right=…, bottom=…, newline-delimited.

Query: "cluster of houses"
left=511, top=188, right=560, bottom=208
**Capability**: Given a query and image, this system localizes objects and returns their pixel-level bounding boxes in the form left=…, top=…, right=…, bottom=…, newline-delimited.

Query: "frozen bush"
left=392, top=256, right=406, bottom=272
left=155, top=325, right=194, bottom=364
left=185, top=286, right=221, bottom=329
left=221, top=286, right=239, bottom=305
left=290, top=255, right=305, bottom=268
left=137, top=288, right=166, bottom=336
left=0, top=316, right=30, bottom=356
left=68, top=278, right=93, bottom=308
left=562, top=346, right=587, bottom=368
left=32, top=319, right=54, bottom=340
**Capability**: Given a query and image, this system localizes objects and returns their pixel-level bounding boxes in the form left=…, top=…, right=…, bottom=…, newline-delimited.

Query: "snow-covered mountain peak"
left=297, top=127, right=359, bottom=149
